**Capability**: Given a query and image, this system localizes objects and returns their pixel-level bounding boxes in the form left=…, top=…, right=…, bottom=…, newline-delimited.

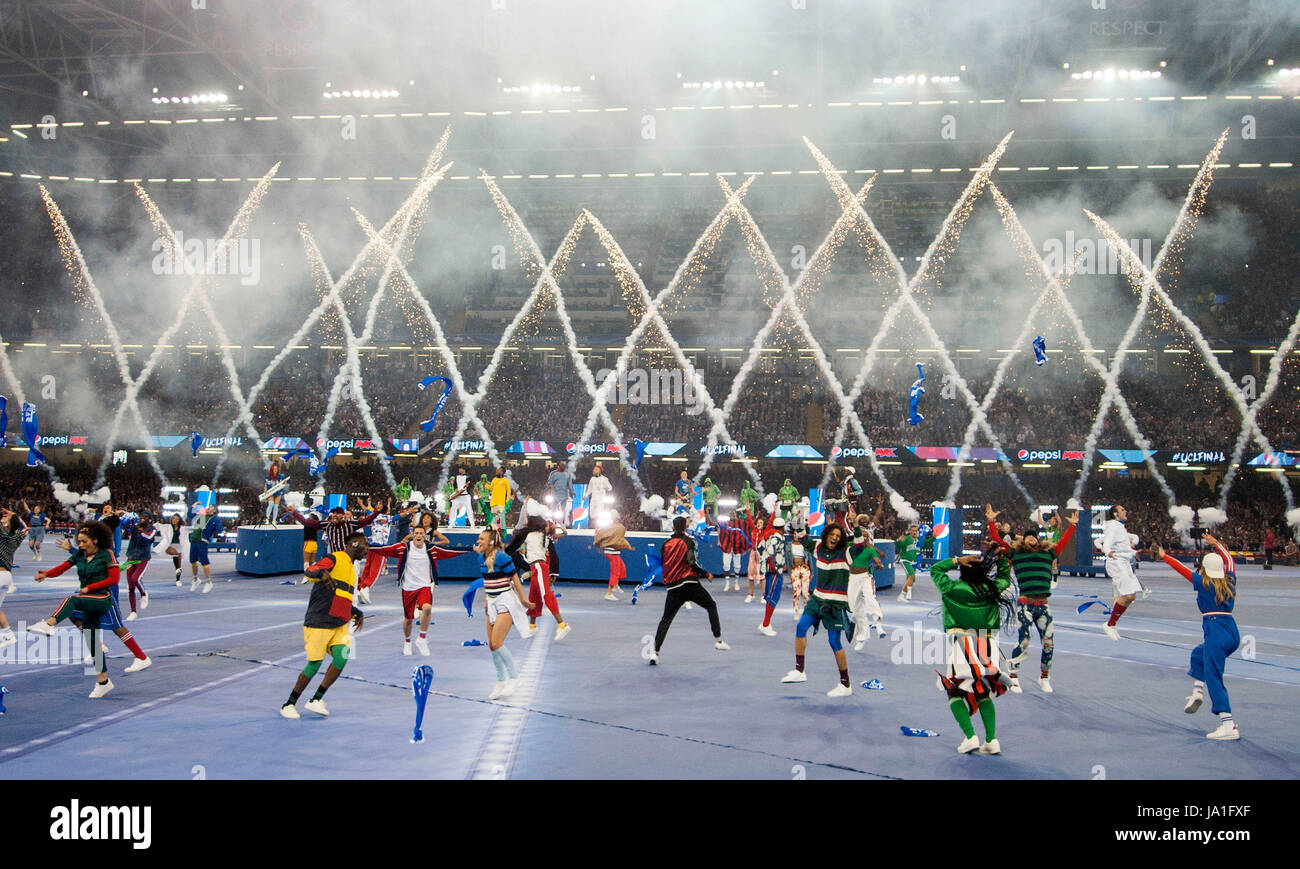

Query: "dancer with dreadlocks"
left=929, top=541, right=1015, bottom=755
left=781, top=521, right=861, bottom=697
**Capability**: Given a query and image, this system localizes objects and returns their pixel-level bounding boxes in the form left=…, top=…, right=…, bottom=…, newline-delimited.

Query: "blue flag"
left=417, top=376, right=453, bottom=433
left=410, top=665, right=434, bottom=744
left=1076, top=599, right=1112, bottom=616
left=308, top=446, right=339, bottom=478
left=462, top=578, right=483, bottom=617
left=190, top=431, right=203, bottom=457
left=1032, top=335, right=1047, bottom=366
left=907, top=363, right=926, bottom=426
left=0, top=685, right=8, bottom=715
left=631, top=549, right=663, bottom=605
left=281, top=443, right=313, bottom=464
left=0, top=396, right=7, bottom=448
left=632, top=438, right=649, bottom=470
left=21, top=402, right=44, bottom=467
left=900, top=726, right=941, bottom=737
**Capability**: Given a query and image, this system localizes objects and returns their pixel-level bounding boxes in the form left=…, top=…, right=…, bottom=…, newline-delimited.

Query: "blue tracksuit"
left=1188, top=566, right=1238, bottom=715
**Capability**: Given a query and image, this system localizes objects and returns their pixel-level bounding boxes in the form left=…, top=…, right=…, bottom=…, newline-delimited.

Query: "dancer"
left=648, top=516, right=729, bottom=664
left=776, top=478, right=799, bottom=523
left=21, top=499, right=49, bottom=562
left=847, top=517, right=887, bottom=651
left=1152, top=533, right=1241, bottom=740
left=280, top=532, right=368, bottom=719
left=322, top=497, right=383, bottom=554
left=165, top=513, right=184, bottom=585
left=587, top=463, right=613, bottom=517
left=506, top=507, right=570, bottom=640
left=122, top=510, right=160, bottom=621
left=717, top=511, right=754, bottom=593
left=188, top=506, right=223, bottom=592
left=49, top=529, right=153, bottom=674
left=738, top=479, right=761, bottom=520
left=673, top=470, right=693, bottom=515
left=593, top=510, right=632, bottom=600
left=98, top=503, right=123, bottom=559
left=986, top=505, right=1078, bottom=694
left=781, top=522, right=860, bottom=696
left=0, top=508, right=26, bottom=649
left=894, top=522, right=932, bottom=602
left=1098, top=505, right=1140, bottom=640
left=546, top=462, right=575, bottom=527
left=29, top=521, right=152, bottom=698
left=929, top=546, right=1014, bottom=755
left=756, top=515, right=790, bottom=637
left=449, top=466, right=474, bottom=527
left=360, top=526, right=469, bottom=656
left=489, top=467, right=511, bottom=529
left=475, top=473, right=492, bottom=525
left=745, top=512, right=772, bottom=603
left=474, top=527, right=529, bottom=699
left=790, top=524, right=812, bottom=619
left=829, top=466, right=862, bottom=528
left=288, top=505, right=324, bottom=571
left=701, top=477, right=720, bottom=527
left=263, top=461, right=285, bottom=525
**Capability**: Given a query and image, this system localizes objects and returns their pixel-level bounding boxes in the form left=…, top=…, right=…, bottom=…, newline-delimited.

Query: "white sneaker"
left=603, top=591, right=618, bottom=601
left=1009, top=676, right=1023, bottom=694
left=414, top=637, right=430, bottom=657
left=757, top=624, right=777, bottom=637
left=0, top=631, right=16, bottom=649
left=26, top=620, right=54, bottom=637
left=1102, top=624, right=1120, bottom=641
left=853, top=639, right=866, bottom=652
left=304, top=698, right=329, bottom=717
left=1038, top=677, right=1053, bottom=694
left=897, top=592, right=907, bottom=602
left=744, top=594, right=754, bottom=603
left=714, top=639, right=730, bottom=651
left=781, top=669, right=807, bottom=683
left=527, top=624, right=538, bottom=638
left=1206, top=721, right=1240, bottom=741
left=683, top=602, right=694, bottom=610
left=403, top=642, right=413, bottom=656
left=875, top=624, right=887, bottom=639
left=957, top=735, right=980, bottom=754
left=1141, top=586, right=1152, bottom=600
left=139, top=594, right=149, bottom=611
left=124, top=656, right=152, bottom=673
left=125, top=611, right=138, bottom=622
left=1184, top=690, right=1205, bottom=714
left=501, top=678, right=520, bottom=697
left=554, top=624, right=571, bottom=642
left=280, top=703, right=300, bottom=719
left=979, top=738, right=1002, bottom=755
left=175, top=579, right=182, bottom=587
left=191, top=579, right=200, bottom=591
left=904, top=588, right=912, bottom=601
left=826, top=683, right=852, bottom=698
left=89, top=679, right=114, bottom=699
left=202, top=582, right=213, bottom=594
left=489, top=681, right=507, bottom=700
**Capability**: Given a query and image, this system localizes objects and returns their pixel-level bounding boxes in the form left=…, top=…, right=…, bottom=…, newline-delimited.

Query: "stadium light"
left=323, top=88, right=401, bottom=99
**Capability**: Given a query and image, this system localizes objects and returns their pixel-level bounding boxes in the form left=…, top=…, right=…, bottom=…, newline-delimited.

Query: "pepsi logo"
left=1017, top=449, right=1029, bottom=460
left=808, top=512, right=824, bottom=527
left=570, top=507, right=588, bottom=522
left=932, top=523, right=949, bottom=539
left=830, top=446, right=842, bottom=457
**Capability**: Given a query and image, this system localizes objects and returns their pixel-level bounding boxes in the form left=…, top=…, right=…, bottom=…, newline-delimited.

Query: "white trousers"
left=847, top=571, right=883, bottom=632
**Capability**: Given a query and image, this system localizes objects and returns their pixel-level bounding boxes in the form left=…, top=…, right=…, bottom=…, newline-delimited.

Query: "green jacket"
left=929, top=557, right=1011, bottom=632
left=777, top=484, right=799, bottom=505
left=739, top=486, right=761, bottom=512
left=702, top=483, right=720, bottom=505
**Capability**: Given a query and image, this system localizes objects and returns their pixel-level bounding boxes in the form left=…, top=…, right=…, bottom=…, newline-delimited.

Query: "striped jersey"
left=812, top=534, right=856, bottom=602
left=478, top=550, right=517, bottom=596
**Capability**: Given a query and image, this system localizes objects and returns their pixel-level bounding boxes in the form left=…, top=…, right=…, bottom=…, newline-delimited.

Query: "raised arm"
left=1152, top=545, right=1194, bottom=582
left=1202, top=532, right=1235, bottom=575
left=1051, top=514, right=1078, bottom=556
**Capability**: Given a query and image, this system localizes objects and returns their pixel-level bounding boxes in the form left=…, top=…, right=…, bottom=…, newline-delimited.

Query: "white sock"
left=1219, top=712, right=1234, bottom=723
left=1193, top=680, right=1206, bottom=692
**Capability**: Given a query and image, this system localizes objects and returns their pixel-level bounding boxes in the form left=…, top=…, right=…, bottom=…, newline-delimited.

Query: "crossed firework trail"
left=21, top=127, right=1296, bottom=529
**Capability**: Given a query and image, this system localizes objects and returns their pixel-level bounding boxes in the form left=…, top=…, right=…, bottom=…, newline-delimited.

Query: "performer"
left=648, top=516, right=729, bottom=664
left=360, top=526, right=469, bottom=656
left=929, top=546, right=1014, bottom=755
left=717, top=512, right=754, bottom=593
left=1152, top=533, right=1241, bottom=740
left=439, top=478, right=457, bottom=525
left=263, top=461, right=285, bottom=525
left=1098, top=505, right=1141, bottom=640
left=587, top=463, right=613, bottom=517
left=122, top=510, right=160, bottom=620
left=474, top=527, right=529, bottom=699
left=288, top=506, right=324, bottom=572
left=847, top=516, right=887, bottom=651
left=506, top=508, right=570, bottom=640
left=98, top=503, right=123, bottom=559
left=593, top=510, right=632, bottom=601
left=776, top=478, right=799, bottom=523
left=781, top=522, right=861, bottom=696
left=829, top=466, right=863, bottom=529
left=322, top=497, right=383, bottom=554
left=165, top=513, right=185, bottom=585
left=188, top=506, right=223, bottom=593
left=789, top=515, right=812, bottom=619
left=489, top=467, right=511, bottom=529
left=546, top=462, right=576, bottom=527
left=280, top=532, right=368, bottom=719
left=986, top=505, right=1077, bottom=694
left=449, top=466, right=474, bottom=527
left=474, top=473, right=492, bottom=525
left=0, top=508, right=25, bottom=649
left=894, top=522, right=931, bottom=602
left=20, top=499, right=49, bottom=562
left=700, top=477, right=721, bottom=527
left=673, top=470, right=693, bottom=515
left=744, top=512, right=771, bottom=603
left=738, top=479, right=761, bottom=520
left=755, top=515, right=790, bottom=636
left=28, top=521, right=152, bottom=698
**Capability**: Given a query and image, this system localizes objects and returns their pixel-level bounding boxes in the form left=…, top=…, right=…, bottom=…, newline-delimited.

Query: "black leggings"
left=655, top=582, right=721, bottom=651
left=172, top=555, right=182, bottom=572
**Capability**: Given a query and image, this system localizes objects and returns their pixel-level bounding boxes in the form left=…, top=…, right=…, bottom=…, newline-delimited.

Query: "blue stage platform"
left=235, top=526, right=306, bottom=576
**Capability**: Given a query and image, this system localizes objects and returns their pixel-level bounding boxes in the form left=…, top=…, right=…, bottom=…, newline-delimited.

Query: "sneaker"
left=1102, top=624, right=1120, bottom=641
left=304, top=698, right=329, bottom=717
left=403, top=642, right=413, bottom=656
left=603, top=591, right=618, bottom=601
left=1184, top=690, right=1205, bottom=714
left=191, top=580, right=200, bottom=592
left=123, top=656, right=152, bottom=673
left=904, top=588, right=912, bottom=601
left=1141, top=586, right=1152, bottom=600
left=1206, top=721, right=1240, bottom=741
left=414, top=637, right=430, bottom=657
left=175, top=579, right=182, bottom=587
left=0, top=631, right=16, bottom=649
left=714, top=639, right=730, bottom=651
left=897, top=592, right=907, bottom=602
left=489, top=681, right=507, bottom=700
left=781, top=669, right=807, bottom=683
left=1009, top=676, right=1023, bottom=694
left=26, top=620, right=54, bottom=637
left=826, top=683, right=852, bottom=698
left=979, top=738, right=1002, bottom=755
left=139, top=594, right=149, bottom=611
left=554, top=624, right=571, bottom=642
left=957, top=735, right=980, bottom=754
left=683, top=602, right=694, bottom=610
left=125, top=611, right=138, bottom=621
left=1038, top=677, right=1053, bottom=694
left=853, top=638, right=866, bottom=652
left=757, top=624, right=777, bottom=637
left=744, top=594, right=754, bottom=603
left=280, top=703, right=300, bottom=719
left=501, top=678, right=520, bottom=696
left=648, top=651, right=659, bottom=665
left=175, top=568, right=182, bottom=581
left=89, top=679, right=114, bottom=699
left=875, top=624, right=887, bottom=639
left=527, top=624, right=538, bottom=638
left=202, top=582, right=213, bottom=594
